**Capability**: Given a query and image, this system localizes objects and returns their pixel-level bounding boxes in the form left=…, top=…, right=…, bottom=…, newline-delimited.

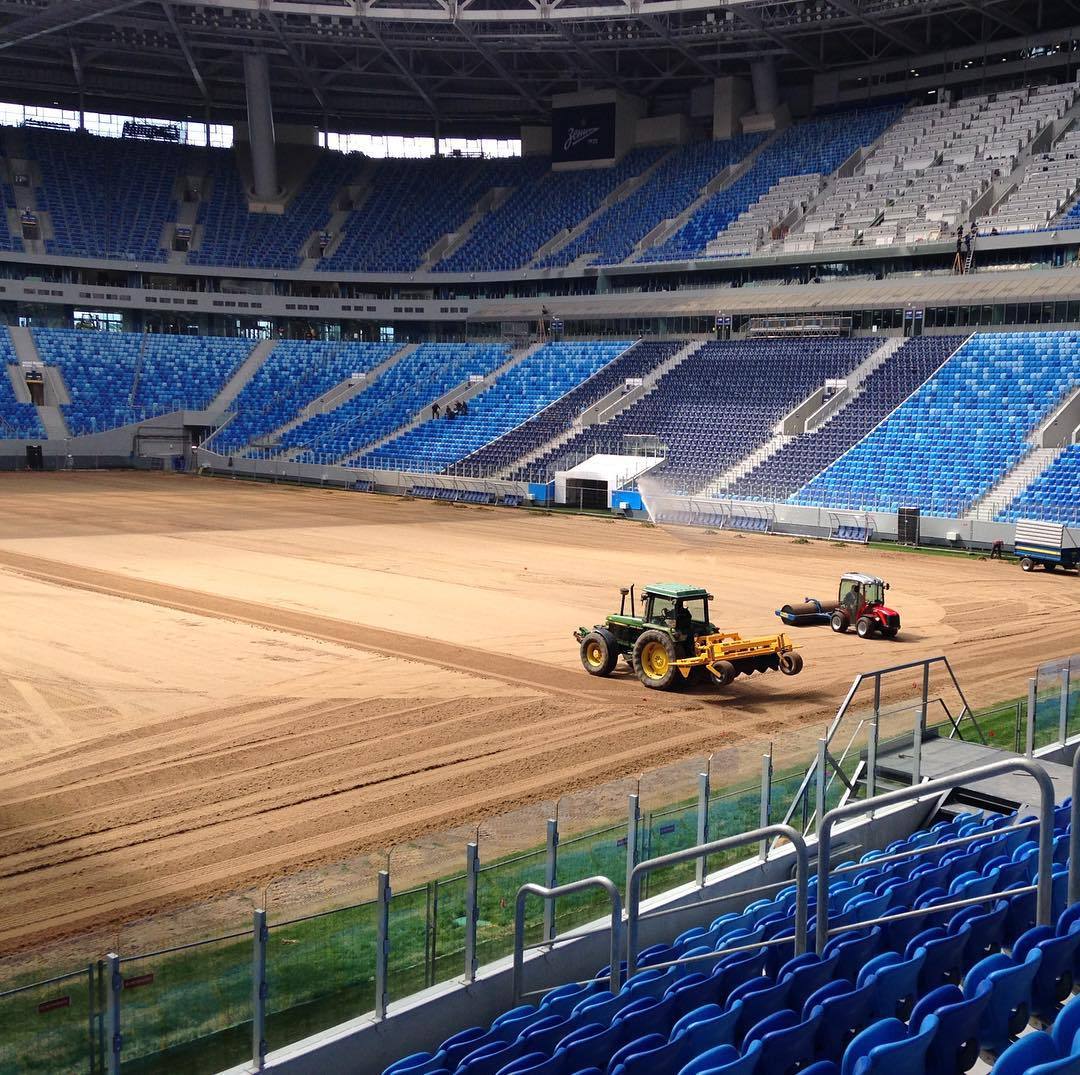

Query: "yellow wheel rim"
left=585, top=642, right=605, bottom=668
left=641, top=641, right=670, bottom=679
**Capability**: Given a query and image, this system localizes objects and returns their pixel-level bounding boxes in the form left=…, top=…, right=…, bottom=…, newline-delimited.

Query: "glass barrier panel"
left=431, top=873, right=469, bottom=987
left=387, top=885, right=430, bottom=1003
left=118, top=932, right=253, bottom=1072
left=475, top=849, right=548, bottom=967
left=1035, top=656, right=1072, bottom=749
left=0, top=969, right=96, bottom=1075
left=1069, top=654, right=1080, bottom=742
left=390, top=820, right=481, bottom=992
left=554, top=776, right=637, bottom=933
left=638, top=756, right=705, bottom=899
left=265, top=899, right=378, bottom=1052
left=474, top=799, right=554, bottom=968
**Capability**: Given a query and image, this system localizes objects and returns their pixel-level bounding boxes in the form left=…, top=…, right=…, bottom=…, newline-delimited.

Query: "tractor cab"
left=833, top=572, right=900, bottom=639
left=640, top=583, right=715, bottom=643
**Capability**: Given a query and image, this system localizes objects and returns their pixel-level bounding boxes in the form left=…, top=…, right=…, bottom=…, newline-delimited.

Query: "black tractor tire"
left=856, top=616, right=875, bottom=639
left=632, top=630, right=683, bottom=691
left=881, top=624, right=899, bottom=640
left=778, top=651, right=804, bottom=676
left=709, top=660, right=738, bottom=687
left=831, top=611, right=849, bottom=633
left=579, top=629, right=618, bottom=677
left=1046, top=562, right=1057, bottom=572
left=1021, top=557, right=1034, bottom=572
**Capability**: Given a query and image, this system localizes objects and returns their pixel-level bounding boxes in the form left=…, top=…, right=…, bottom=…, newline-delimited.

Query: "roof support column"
left=751, top=59, right=780, bottom=115
left=243, top=51, right=279, bottom=201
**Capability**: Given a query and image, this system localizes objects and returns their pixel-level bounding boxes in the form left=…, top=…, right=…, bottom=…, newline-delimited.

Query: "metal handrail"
left=815, top=758, right=1055, bottom=953
left=513, top=877, right=622, bottom=1005
left=780, top=656, right=983, bottom=834
left=627, top=823, right=809, bottom=977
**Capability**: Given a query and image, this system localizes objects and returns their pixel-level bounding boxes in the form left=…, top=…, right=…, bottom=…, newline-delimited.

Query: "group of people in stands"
left=431, top=398, right=470, bottom=421
left=954, top=220, right=980, bottom=273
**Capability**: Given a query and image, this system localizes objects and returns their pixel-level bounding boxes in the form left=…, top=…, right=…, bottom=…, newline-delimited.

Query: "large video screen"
left=552, top=102, right=617, bottom=163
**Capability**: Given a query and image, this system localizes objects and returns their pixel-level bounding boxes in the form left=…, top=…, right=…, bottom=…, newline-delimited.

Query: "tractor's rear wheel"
left=778, top=651, right=803, bottom=676
left=709, top=660, right=738, bottom=687
left=633, top=630, right=683, bottom=691
left=856, top=616, right=875, bottom=639
left=1021, top=557, right=1034, bottom=572
left=831, top=611, right=849, bottom=633
left=580, top=630, right=618, bottom=677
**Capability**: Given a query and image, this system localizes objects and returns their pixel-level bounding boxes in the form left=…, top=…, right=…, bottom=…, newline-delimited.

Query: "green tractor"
left=574, top=582, right=803, bottom=691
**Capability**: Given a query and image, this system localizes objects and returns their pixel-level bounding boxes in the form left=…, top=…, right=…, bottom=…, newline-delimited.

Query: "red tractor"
left=776, top=572, right=900, bottom=639
left=830, top=573, right=900, bottom=639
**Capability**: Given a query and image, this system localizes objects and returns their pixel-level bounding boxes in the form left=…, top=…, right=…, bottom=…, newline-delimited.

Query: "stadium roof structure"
left=0, top=0, right=1066, bottom=133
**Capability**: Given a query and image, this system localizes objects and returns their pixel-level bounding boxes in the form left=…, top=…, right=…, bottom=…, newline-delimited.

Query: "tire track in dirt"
left=0, top=703, right=709, bottom=875
left=0, top=718, right=727, bottom=951
left=0, top=550, right=621, bottom=700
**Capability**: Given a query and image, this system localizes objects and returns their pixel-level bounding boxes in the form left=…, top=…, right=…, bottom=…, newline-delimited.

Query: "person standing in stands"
left=431, top=402, right=440, bottom=419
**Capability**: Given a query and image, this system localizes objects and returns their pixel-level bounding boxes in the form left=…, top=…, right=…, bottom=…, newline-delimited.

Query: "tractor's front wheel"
left=580, top=630, right=618, bottom=677
left=831, top=611, right=849, bottom=633
left=633, top=630, right=683, bottom=691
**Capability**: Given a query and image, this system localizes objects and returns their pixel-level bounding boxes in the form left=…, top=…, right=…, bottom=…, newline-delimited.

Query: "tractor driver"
left=843, top=583, right=860, bottom=616
left=674, top=603, right=693, bottom=636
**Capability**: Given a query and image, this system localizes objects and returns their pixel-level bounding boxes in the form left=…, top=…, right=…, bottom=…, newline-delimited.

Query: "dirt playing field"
left=0, top=471, right=1076, bottom=967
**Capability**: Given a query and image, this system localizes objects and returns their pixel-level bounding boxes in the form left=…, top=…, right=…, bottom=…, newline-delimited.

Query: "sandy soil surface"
left=0, top=471, right=1075, bottom=965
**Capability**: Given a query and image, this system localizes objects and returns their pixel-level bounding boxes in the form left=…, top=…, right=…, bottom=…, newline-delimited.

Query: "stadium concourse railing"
left=2, top=655, right=1078, bottom=1074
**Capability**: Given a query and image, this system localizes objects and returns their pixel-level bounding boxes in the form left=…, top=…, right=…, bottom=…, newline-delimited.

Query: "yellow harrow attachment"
left=673, top=630, right=803, bottom=686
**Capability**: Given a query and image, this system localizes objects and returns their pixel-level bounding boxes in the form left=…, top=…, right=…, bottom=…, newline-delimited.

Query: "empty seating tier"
left=189, top=150, right=356, bottom=270
left=998, top=445, right=1080, bottom=525
left=723, top=337, right=963, bottom=502
left=31, top=328, right=254, bottom=437
left=538, top=137, right=762, bottom=268
left=360, top=341, right=632, bottom=473
left=319, top=157, right=539, bottom=274
left=0, top=175, right=23, bottom=253
left=437, top=149, right=666, bottom=273
left=215, top=340, right=401, bottom=454
left=281, top=343, right=510, bottom=462
left=643, top=104, right=903, bottom=263
left=454, top=340, right=683, bottom=475
left=27, top=128, right=186, bottom=262
left=792, top=330, right=1080, bottom=516
left=518, top=338, right=880, bottom=492
left=0, top=327, right=43, bottom=438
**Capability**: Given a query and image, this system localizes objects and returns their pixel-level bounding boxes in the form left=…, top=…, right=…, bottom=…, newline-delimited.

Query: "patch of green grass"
left=867, top=540, right=1018, bottom=563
